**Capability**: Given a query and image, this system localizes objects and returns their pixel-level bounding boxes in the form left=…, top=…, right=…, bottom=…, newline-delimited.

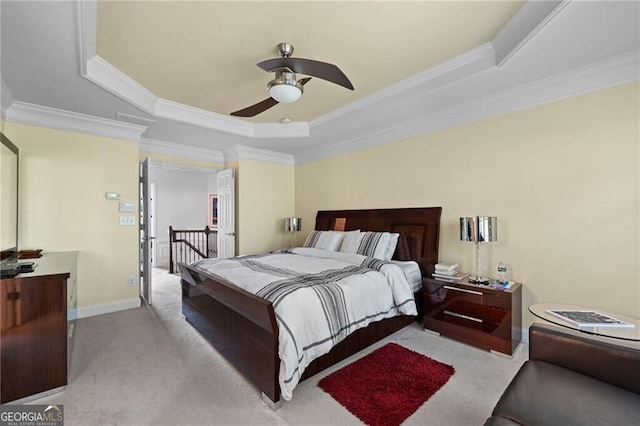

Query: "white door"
left=217, top=168, right=236, bottom=258
left=139, top=158, right=153, bottom=304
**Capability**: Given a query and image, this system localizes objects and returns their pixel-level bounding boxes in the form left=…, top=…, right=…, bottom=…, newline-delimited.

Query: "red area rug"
left=318, top=343, right=455, bottom=426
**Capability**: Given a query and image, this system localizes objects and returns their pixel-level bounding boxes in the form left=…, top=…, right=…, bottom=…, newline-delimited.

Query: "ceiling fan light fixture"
left=231, top=42, right=352, bottom=117
left=267, top=72, right=303, bottom=104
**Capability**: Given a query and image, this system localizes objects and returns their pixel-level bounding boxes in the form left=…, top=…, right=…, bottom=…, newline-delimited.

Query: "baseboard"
left=519, top=326, right=529, bottom=345
left=77, top=298, right=141, bottom=319
left=5, top=386, right=65, bottom=405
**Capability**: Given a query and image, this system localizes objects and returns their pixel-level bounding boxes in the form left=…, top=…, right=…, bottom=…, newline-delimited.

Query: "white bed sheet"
left=390, top=260, right=423, bottom=292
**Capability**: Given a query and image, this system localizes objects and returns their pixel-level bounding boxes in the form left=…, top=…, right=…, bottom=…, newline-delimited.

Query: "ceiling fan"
left=231, top=42, right=354, bottom=118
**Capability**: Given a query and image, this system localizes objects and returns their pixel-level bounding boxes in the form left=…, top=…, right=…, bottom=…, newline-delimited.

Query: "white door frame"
left=141, top=160, right=220, bottom=271
left=140, top=158, right=152, bottom=304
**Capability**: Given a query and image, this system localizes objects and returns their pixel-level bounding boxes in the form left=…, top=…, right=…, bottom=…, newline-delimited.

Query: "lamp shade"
left=460, top=217, right=477, bottom=242
left=284, top=217, right=302, bottom=232
left=460, top=216, right=497, bottom=242
left=477, top=216, right=497, bottom=242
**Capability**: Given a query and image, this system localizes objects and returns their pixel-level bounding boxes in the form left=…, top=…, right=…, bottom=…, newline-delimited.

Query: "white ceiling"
left=1, top=1, right=638, bottom=163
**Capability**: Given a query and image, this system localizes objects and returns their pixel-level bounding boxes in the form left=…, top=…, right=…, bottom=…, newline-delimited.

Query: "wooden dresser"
left=0, top=251, right=78, bottom=403
left=423, top=277, right=522, bottom=356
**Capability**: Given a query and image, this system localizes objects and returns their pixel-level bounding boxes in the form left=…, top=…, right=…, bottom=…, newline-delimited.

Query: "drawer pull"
left=444, top=310, right=483, bottom=323
left=444, top=285, right=482, bottom=296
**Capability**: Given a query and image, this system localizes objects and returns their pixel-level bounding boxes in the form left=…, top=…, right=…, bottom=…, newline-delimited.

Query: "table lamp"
left=284, top=217, right=302, bottom=247
left=460, top=216, right=497, bottom=284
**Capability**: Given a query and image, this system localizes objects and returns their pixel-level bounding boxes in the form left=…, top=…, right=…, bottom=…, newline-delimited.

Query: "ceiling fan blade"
left=230, top=97, right=278, bottom=117
left=257, top=58, right=354, bottom=90
left=230, top=77, right=312, bottom=118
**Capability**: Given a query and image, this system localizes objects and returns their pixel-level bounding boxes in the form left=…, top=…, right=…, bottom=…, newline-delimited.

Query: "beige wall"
left=2, top=82, right=637, bottom=327
left=295, top=82, right=640, bottom=326
left=235, top=158, right=295, bottom=255
left=3, top=122, right=140, bottom=311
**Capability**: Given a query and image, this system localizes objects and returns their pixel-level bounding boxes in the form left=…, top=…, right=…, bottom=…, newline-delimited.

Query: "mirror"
left=1, top=133, right=19, bottom=270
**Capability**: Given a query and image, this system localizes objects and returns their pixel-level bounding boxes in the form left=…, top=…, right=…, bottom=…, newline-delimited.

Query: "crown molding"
left=1, top=77, right=15, bottom=119
left=225, top=144, right=294, bottom=166
left=253, top=121, right=310, bottom=138
left=77, top=0, right=97, bottom=75
left=493, top=0, right=570, bottom=67
left=86, top=55, right=158, bottom=114
left=5, top=101, right=147, bottom=142
left=115, top=112, right=157, bottom=127
left=153, top=97, right=254, bottom=137
left=296, top=51, right=639, bottom=165
left=139, top=137, right=225, bottom=164
left=311, top=43, right=496, bottom=128
left=147, top=158, right=219, bottom=174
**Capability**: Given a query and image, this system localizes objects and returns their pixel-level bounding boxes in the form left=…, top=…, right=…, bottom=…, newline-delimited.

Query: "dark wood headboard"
left=315, top=207, right=442, bottom=276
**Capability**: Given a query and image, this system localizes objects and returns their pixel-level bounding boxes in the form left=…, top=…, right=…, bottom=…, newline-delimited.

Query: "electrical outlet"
left=127, top=276, right=135, bottom=287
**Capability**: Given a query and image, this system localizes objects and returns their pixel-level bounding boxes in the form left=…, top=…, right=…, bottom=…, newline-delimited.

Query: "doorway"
left=139, top=158, right=218, bottom=303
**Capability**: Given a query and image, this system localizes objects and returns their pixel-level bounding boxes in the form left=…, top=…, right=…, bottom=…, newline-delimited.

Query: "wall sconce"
left=460, top=216, right=497, bottom=284
left=284, top=217, right=302, bottom=247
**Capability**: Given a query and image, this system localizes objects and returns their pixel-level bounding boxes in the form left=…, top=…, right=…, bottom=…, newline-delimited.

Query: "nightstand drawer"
left=445, top=301, right=508, bottom=324
left=442, top=284, right=483, bottom=304
left=423, top=280, right=482, bottom=304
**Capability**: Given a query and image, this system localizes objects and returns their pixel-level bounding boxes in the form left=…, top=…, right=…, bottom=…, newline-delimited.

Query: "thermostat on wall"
left=105, top=192, right=120, bottom=200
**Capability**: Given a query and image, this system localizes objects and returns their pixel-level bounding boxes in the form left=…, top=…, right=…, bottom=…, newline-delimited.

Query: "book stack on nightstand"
left=432, top=263, right=469, bottom=282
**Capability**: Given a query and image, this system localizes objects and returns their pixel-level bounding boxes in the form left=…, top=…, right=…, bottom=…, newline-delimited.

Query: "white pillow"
left=303, top=230, right=345, bottom=251
left=338, top=231, right=363, bottom=253
left=384, top=233, right=400, bottom=261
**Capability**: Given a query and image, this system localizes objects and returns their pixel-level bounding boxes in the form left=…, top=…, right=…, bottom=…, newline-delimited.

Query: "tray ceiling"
left=96, top=1, right=524, bottom=123
left=1, top=1, right=638, bottom=162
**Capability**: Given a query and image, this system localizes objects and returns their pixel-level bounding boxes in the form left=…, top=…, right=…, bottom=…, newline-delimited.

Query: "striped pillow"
left=340, top=231, right=396, bottom=260
left=303, top=230, right=345, bottom=251
left=357, top=232, right=387, bottom=257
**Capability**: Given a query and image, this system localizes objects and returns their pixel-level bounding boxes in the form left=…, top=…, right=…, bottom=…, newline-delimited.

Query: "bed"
left=178, top=207, right=441, bottom=404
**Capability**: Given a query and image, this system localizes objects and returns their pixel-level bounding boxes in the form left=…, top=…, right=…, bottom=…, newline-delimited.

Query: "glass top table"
left=529, top=303, right=640, bottom=342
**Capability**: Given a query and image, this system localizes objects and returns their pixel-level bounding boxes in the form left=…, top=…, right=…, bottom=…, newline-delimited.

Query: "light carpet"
left=29, top=268, right=527, bottom=425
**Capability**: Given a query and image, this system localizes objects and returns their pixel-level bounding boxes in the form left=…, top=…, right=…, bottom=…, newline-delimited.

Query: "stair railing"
left=169, top=226, right=216, bottom=273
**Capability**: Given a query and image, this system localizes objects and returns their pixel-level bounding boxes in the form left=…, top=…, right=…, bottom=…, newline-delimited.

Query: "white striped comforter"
left=191, top=247, right=417, bottom=401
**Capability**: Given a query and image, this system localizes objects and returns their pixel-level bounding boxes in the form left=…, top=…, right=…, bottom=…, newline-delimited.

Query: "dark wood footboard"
left=179, top=263, right=280, bottom=402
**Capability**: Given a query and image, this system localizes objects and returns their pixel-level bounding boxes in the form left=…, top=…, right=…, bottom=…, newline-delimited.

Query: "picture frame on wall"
left=208, top=194, right=218, bottom=229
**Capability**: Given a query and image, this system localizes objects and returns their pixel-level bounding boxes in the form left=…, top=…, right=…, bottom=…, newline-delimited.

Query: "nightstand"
left=422, top=277, right=522, bottom=356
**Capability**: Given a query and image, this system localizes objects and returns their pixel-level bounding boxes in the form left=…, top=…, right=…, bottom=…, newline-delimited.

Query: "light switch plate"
left=119, top=202, right=135, bottom=212
left=119, top=216, right=136, bottom=226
